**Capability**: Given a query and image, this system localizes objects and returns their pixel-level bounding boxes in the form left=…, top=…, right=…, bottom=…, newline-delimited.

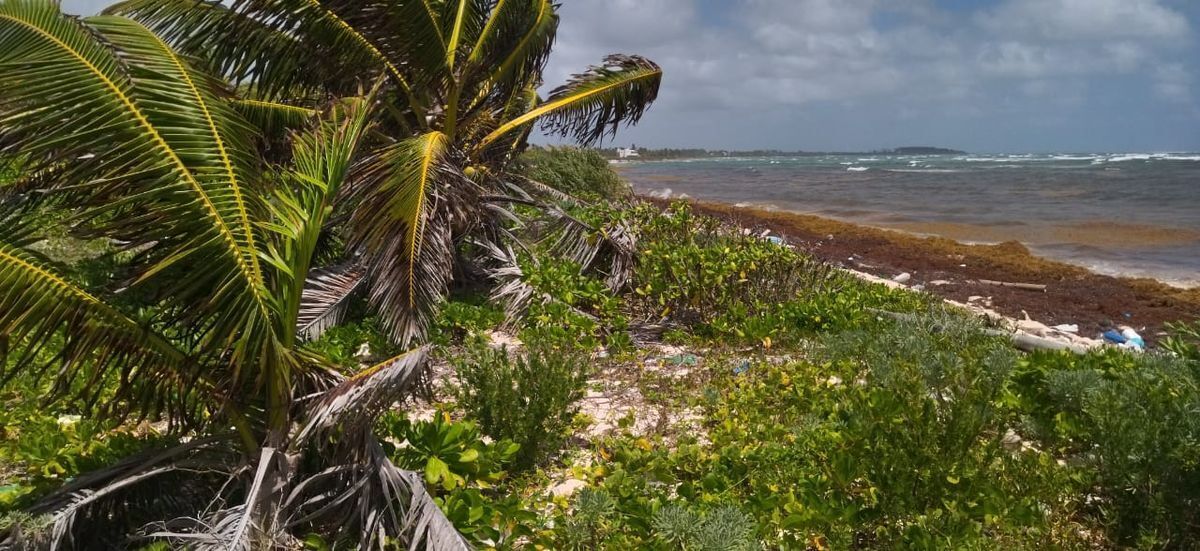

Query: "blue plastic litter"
left=733, top=361, right=751, bottom=375
left=766, top=236, right=785, bottom=246
left=1102, top=329, right=1127, bottom=344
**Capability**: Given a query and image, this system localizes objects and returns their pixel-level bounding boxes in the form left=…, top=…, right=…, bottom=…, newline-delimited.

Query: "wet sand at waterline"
left=644, top=197, right=1200, bottom=343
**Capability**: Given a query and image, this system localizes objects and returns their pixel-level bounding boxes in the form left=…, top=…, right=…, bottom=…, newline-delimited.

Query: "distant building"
left=617, top=146, right=640, bottom=159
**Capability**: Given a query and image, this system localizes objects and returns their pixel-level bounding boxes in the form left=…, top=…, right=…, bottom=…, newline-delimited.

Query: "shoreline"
left=642, top=196, right=1200, bottom=343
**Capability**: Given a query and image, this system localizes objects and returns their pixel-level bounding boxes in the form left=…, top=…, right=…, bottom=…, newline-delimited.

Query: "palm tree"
left=0, top=0, right=659, bottom=547
left=111, top=0, right=664, bottom=345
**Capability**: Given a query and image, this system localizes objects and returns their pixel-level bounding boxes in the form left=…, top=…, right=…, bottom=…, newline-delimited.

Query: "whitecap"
left=1106, top=154, right=1152, bottom=162
left=847, top=166, right=869, bottom=172
left=885, top=168, right=963, bottom=173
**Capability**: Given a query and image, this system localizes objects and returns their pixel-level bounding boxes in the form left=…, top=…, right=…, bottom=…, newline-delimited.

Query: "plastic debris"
left=1053, top=324, right=1079, bottom=333
left=893, top=272, right=912, bottom=284
left=1119, top=326, right=1145, bottom=350
left=733, top=361, right=751, bottom=375
left=766, top=235, right=786, bottom=246
left=1101, top=329, right=1126, bottom=345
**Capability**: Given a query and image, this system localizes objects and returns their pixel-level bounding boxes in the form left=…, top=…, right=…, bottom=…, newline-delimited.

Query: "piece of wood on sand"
left=977, top=279, right=1047, bottom=292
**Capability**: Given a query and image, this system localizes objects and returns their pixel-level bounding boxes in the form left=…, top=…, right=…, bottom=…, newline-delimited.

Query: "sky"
left=63, top=0, right=1200, bottom=153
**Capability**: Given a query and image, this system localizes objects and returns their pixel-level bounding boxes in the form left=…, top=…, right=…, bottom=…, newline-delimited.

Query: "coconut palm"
left=0, top=0, right=659, bottom=547
left=111, top=0, right=664, bottom=345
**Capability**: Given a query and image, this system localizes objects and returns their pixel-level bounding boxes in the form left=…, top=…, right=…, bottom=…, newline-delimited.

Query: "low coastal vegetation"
left=1, top=1, right=1198, bottom=550
left=516, top=147, right=630, bottom=201
left=5, top=145, right=1200, bottom=548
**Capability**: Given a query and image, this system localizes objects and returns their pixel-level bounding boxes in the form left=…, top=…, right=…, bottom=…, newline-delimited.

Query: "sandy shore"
left=643, top=197, right=1200, bottom=343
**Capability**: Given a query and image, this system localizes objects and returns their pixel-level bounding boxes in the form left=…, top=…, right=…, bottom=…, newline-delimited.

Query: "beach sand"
left=643, top=197, right=1200, bottom=343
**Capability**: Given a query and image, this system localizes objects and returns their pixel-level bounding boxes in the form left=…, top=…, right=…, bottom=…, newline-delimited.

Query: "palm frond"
left=473, top=0, right=557, bottom=97
left=400, top=468, right=472, bottom=550
left=110, top=0, right=414, bottom=104
left=0, top=4, right=277, bottom=371
left=0, top=240, right=202, bottom=424
left=348, top=132, right=461, bottom=346
left=478, top=54, right=662, bottom=149
left=296, top=346, right=429, bottom=443
left=296, top=264, right=364, bottom=341
left=443, top=0, right=488, bottom=71
left=230, top=98, right=317, bottom=137
left=262, top=92, right=377, bottom=345
left=23, top=434, right=240, bottom=550
left=478, top=238, right=537, bottom=323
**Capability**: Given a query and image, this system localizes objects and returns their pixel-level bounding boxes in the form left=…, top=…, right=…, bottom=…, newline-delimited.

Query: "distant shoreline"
left=641, top=196, right=1200, bottom=341
left=599, top=146, right=966, bottom=162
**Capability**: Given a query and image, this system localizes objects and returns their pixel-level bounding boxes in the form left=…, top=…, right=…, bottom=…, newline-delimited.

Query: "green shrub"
left=624, top=201, right=930, bottom=346
left=1163, top=319, right=1200, bottom=362
left=651, top=504, right=757, bottom=551
left=630, top=202, right=834, bottom=322
left=1012, top=348, right=1200, bottom=547
left=303, top=316, right=398, bottom=369
left=516, top=146, right=629, bottom=200
left=452, top=330, right=591, bottom=470
left=543, top=313, right=1086, bottom=549
left=517, top=257, right=634, bottom=355
left=430, top=297, right=505, bottom=346
left=376, top=414, right=536, bottom=547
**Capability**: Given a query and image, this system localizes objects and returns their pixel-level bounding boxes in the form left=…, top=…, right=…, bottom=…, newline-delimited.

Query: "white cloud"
left=976, top=0, right=1190, bottom=41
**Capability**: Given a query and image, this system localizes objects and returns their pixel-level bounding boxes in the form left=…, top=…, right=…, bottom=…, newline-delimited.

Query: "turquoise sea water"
left=617, top=153, right=1200, bottom=287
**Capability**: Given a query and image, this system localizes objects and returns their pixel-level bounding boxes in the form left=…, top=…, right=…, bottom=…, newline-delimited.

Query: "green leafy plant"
left=431, top=298, right=506, bottom=346
left=379, top=413, right=519, bottom=493
left=555, top=488, right=619, bottom=549
left=516, top=146, right=630, bottom=200
left=1163, top=319, right=1200, bottom=362
left=452, top=332, right=591, bottom=470
left=377, top=413, right=537, bottom=547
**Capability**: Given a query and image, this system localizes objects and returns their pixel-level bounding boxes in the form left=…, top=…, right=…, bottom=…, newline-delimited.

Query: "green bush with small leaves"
left=1009, top=347, right=1200, bottom=548
left=516, top=146, right=629, bottom=200
left=452, top=329, right=591, bottom=470
left=303, top=316, right=398, bottom=369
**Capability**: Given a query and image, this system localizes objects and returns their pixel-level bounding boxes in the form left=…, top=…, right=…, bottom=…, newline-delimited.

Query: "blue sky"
left=63, top=0, right=1200, bottom=153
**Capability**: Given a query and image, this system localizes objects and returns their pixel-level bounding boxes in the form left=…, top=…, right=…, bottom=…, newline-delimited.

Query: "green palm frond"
left=0, top=1, right=277, bottom=375
left=110, top=0, right=413, bottom=103
left=0, top=240, right=200, bottom=423
left=348, top=132, right=460, bottom=346
left=473, top=0, right=557, bottom=98
left=443, top=0, right=487, bottom=71
left=230, top=98, right=318, bottom=137
left=478, top=54, right=662, bottom=149
left=263, top=93, right=376, bottom=344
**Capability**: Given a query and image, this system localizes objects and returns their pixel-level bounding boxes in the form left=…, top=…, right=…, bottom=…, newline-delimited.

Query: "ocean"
left=616, top=153, right=1200, bottom=288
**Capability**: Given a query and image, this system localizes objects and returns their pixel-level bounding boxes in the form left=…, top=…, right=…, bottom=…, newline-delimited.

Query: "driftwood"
left=977, top=279, right=1047, bottom=292
left=982, top=329, right=1091, bottom=355
left=867, top=308, right=1091, bottom=355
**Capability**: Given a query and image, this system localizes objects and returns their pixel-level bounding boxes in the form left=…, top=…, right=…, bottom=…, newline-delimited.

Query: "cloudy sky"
left=64, top=0, right=1200, bottom=153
